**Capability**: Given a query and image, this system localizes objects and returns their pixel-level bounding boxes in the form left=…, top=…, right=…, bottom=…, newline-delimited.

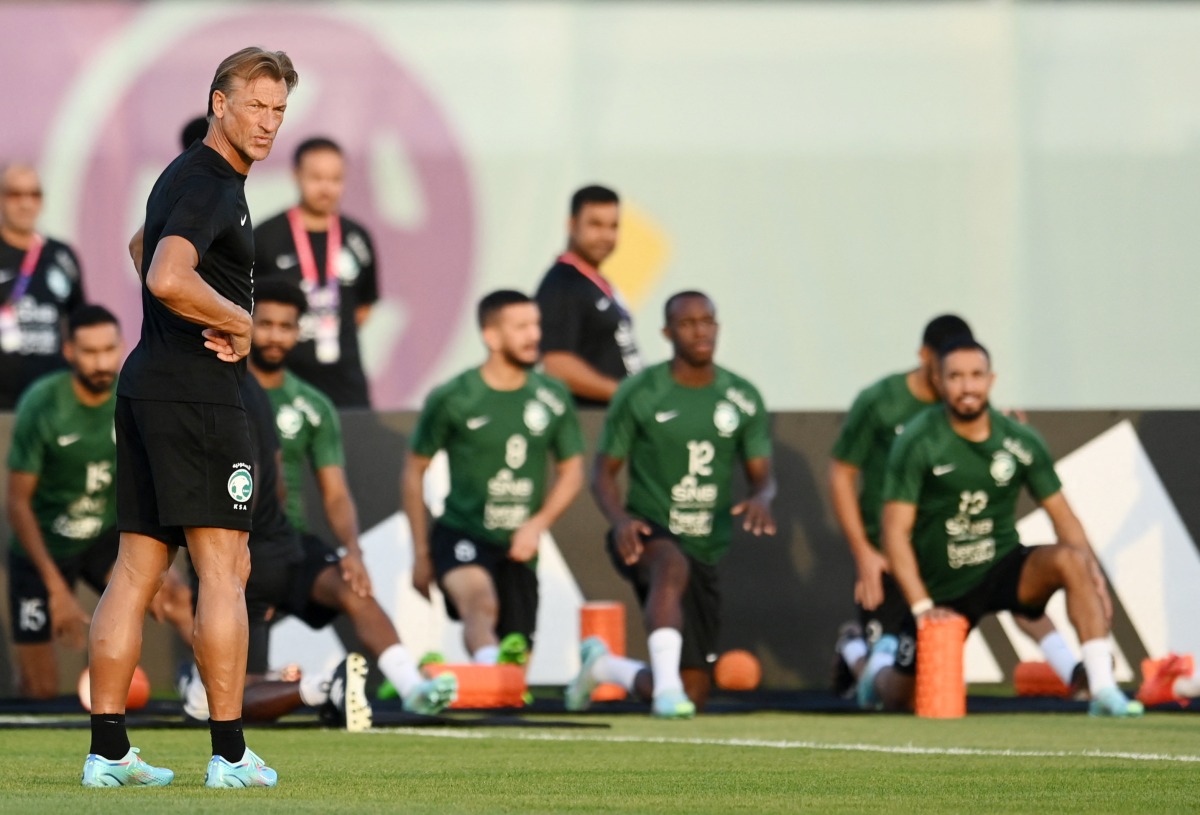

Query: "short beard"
left=250, top=346, right=285, bottom=373
left=501, top=348, right=537, bottom=370
left=74, top=371, right=114, bottom=396
left=948, top=400, right=989, bottom=423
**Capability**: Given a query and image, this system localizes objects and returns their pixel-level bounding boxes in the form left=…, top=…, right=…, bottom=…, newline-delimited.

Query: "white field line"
left=368, top=727, right=1200, bottom=764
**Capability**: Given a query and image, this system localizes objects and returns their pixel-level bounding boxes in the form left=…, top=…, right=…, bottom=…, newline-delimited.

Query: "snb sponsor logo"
left=484, top=469, right=533, bottom=530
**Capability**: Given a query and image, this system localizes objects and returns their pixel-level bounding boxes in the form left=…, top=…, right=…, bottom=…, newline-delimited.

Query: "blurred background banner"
left=2, top=1, right=1197, bottom=411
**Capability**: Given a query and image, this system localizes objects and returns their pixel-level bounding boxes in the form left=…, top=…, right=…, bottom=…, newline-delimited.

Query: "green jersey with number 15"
left=599, top=362, right=772, bottom=565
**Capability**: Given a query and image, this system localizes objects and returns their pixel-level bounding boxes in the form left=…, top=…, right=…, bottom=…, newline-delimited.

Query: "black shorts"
left=245, top=534, right=341, bottom=676
left=896, top=545, right=1045, bottom=676
left=8, top=530, right=120, bottom=644
left=116, top=396, right=255, bottom=548
left=857, top=571, right=911, bottom=645
left=430, top=522, right=539, bottom=645
left=606, top=521, right=721, bottom=672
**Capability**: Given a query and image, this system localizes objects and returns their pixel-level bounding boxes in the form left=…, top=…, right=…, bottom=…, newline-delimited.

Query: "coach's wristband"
left=910, top=598, right=934, bottom=617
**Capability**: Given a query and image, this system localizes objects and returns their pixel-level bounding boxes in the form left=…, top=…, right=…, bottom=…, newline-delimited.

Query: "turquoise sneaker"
left=564, top=636, right=609, bottom=712
left=498, top=633, right=530, bottom=667
left=1089, top=686, right=1145, bottom=718
left=857, top=634, right=897, bottom=711
left=651, top=689, right=696, bottom=719
left=81, top=747, right=174, bottom=787
left=204, top=747, right=278, bottom=788
left=403, top=672, right=458, bottom=715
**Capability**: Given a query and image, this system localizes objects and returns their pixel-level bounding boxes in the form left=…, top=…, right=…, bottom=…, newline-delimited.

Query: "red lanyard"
left=558, top=251, right=615, bottom=300
left=286, top=208, right=342, bottom=300
left=3, top=234, right=44, bottom=308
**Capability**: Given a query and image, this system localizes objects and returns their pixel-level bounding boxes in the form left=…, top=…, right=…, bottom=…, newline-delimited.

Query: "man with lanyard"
left=253, top=137, right=378, bottom=408
left=566, top=291, right=776, bottom=718
left=0, top=164, right=85, bottom=409
left=535, top=184, right=641, bottom=408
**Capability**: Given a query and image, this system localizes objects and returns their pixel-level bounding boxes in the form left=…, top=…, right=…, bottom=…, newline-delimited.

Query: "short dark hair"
left=180, top=116, right=209, bottom=151
left=477, top=289, right=532, bottom=329
left=294, top=137, right=342, bottom=170
left=570, top=184, right=619, bottom=217
left=922, top=314, right=973, bottom=352
left=68, top=304, right=119, bottom=337
left=664, top=290, right=713, bottom=324
left=253, top=280, right=308, bottom=316
left=937, top=335, right=990, bottom=365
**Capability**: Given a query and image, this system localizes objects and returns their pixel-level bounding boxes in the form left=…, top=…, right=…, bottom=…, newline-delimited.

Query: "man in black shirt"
left=535, top=184, right=641, bottom=408
left=0, top=164, right=85, bottom=409
left=253, top=137, right=379, bottom=408
left=82, top=47, right=298, bottom=790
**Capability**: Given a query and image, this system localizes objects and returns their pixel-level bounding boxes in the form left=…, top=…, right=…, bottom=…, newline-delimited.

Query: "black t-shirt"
left=241, top=375, right=303, bottom=566
left=535, top=260, right=641, bottom=408
left=0, top=236, right=84, bottom=409
left=119, top=141, right=254, bottom=407
left=253, top=212, right=378, bottom=409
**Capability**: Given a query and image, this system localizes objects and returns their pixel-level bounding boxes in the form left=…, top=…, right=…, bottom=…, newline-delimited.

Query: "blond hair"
left=207, top=47, right=299, bottom=117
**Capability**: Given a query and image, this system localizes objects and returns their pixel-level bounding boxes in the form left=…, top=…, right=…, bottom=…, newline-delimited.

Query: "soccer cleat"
left=831, top=620, right=864, bottom=699
left=1137, top=654, right=1192, bottom=708
left=498, top=633, right=530, bottom=667
left=564, top=636, right=609, bottom=712
left=857, top=634, right=898, bottom=711
left=651, top=689, right=696, bottom=719
left=319, top=652, right=373, bottom=732
left=81, top=747, right=174, bottom=787
left=204, top=747, right=278, bottom=788
left=1088, top=686, right=1145, bottom=718
left=402, top=672, right=459, bottom=715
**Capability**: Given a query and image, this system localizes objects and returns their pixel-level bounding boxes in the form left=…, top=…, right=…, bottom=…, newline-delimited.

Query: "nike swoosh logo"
left=57, top=434, right=80, bottom=446
left=0, top=271, right=14, bottom=285
left=240, top=214, right=248, bottom=226
left=466, top=416, right=490, bottom=430
left=655, top=411, right=679, bottom=423
left=933, top=464, right=956, bottom=476
left=596, top=298, right=611, bottom=311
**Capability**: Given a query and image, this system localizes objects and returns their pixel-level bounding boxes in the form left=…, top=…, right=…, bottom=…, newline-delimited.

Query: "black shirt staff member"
left=535, top=184, right=641, bottom=408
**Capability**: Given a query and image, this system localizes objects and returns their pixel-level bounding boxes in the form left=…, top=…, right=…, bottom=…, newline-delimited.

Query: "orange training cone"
left=581, top=601, right=627, bottom=701
left=915, top=614, right=969, bottom=719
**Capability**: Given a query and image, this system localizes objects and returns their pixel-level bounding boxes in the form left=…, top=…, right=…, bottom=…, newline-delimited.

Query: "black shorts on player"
left=430, top=522, right=539, bottom=645
left=857, top=572, right=911, bottom=646
left=605, top=521, right=721, bottom=673
left=115, top=396, right=255, bottom=548
left=894, top=545, right=1045, bottom=676
left=8, top=530, right=120, bottom=644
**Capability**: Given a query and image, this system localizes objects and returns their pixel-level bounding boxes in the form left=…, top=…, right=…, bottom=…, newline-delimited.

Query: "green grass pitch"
left=2, top=712, right=1196, bottom=813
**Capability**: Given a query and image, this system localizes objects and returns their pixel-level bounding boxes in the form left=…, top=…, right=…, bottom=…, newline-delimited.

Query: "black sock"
left=89, top=713, right=130, bottom=760
left=210, top=717, right=246, bottom=762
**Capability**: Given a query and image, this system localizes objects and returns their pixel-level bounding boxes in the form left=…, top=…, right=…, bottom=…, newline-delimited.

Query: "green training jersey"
left=598, top=362, right=772, bottom=565
left=411, top=368, right=584, bottom=549
left=831, top=371, right=933, bottom=548
left=6, top=371, right=116, bottom=559
left=264, top=370, right=345, bottom=531
left=882, top=407, right=1062, bottom=603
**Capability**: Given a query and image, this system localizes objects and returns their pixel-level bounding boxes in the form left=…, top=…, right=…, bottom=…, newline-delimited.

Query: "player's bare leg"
left=16, top=644, right=59, bottom=699
left=441, top=565, right=501, bottom=659
left=634, top=537, right=693, bottom=717
left=186, top=526, right=251, bottom=720
left=681, top=668, right=712, bottom=710
left=310, top=565, right=402, bottom=656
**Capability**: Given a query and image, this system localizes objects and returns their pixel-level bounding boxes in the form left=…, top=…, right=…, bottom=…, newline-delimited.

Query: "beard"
left=948, top=398, right=989, bottom=423
left=250, top=344, right=286, bottom=373
left=501, top=346, right=537, bottom=370
left=75, top=370, right=115, bottom=395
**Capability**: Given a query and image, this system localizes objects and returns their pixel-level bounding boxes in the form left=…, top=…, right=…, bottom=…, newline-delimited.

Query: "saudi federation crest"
left=276, top=404, right=304, bottom=440
left=523, top=400, right=550, bottom=435
left=713, top=401, right=740, bottom=437
left=227, top=468, right=254, bottom=502
left=990, top=451, right=1017, bottom=487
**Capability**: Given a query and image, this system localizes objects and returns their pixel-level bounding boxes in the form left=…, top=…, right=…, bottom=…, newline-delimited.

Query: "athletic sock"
left=1080, top=638, right=1116, bottom=695
left=1038, top=631, right=1077, bottom=685
left=839, top=638, right=868, bottom=670
left=378, top=644, right=423, bottom=698
left=298, top=673, right=330, bottom=707
left=89, top=713, right=130, bottom=760
left=1173, top=674, right=1200, bottom=699
left=864, top=641, right=897, bottom=677
left=183, top=665, right=210, bottom=720
left=647, top=628, right=684, bottom=696
left=473, top=645, right=500, bottom=665
left=592, top=654, right=646, bottom=691
left=209, top=717, right=246, bottom=763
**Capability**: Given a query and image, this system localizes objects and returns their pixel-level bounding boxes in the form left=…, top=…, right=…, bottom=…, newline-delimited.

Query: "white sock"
left=647, top=628, right=684, bottom=696
left=839, top=638, right=868, bottom=669
left=1173, top=674, right=1200, bottom=699
left=1038, top=631, right=1077, bottom=685
left=183, top=665, right=210, bottom=720
left=299, top=673, right=329, bottom=707
left=378, top=644, right=424, bottom=698
left=864, top=642, right=896, bottom=679
left=473, top=645, right=500, bottom=665
left=1081, top=638, right=1116, bottom=694
left=592, top=654, right=646, bottom=691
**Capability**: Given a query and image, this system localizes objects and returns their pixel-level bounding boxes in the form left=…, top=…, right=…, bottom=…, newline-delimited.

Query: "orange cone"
left=424, top=664, right=526, bottom=709
left=581, top=602, right=627, bottom=701
left=915, top=614, right=969, bottom=719
left=1014, top=661, right=1072, bottom=698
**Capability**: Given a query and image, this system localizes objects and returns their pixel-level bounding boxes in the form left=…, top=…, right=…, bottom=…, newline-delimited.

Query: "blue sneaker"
left=651, top=688, right=696, bottom=719
left=1089, top=686, right=1145, bottom=718
left=564, top=636, right=609, bottom=712
left=204, top=747, right=278, bottom=788
left=81, top=747, right=174, bottom=787
left=857, top=634, right=898, bottom=711
left=402, top=672, right=458, bottom=715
